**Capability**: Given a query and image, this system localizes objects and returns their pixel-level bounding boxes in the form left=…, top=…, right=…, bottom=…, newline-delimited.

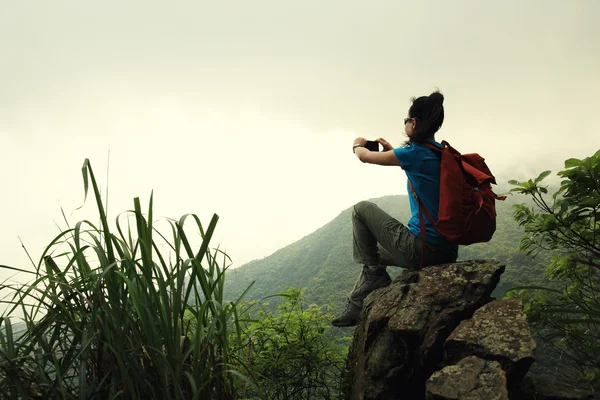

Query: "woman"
left=332, top=90, right=459, bottom=327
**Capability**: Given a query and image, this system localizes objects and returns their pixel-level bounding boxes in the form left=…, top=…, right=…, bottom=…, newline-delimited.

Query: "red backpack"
left=408, top=140, right=506, bottom=264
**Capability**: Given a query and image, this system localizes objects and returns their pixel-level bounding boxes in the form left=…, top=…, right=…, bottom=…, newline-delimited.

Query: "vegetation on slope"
left=1, top=148, right=597, bottom=398
left=224, top=193, right=549, bottom=312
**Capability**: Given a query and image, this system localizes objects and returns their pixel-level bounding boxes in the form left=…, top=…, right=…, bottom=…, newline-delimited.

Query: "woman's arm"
left=355, top=148, right=400, bottom=166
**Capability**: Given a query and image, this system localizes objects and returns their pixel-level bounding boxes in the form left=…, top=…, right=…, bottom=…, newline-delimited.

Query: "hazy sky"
left=1, top=1, right=599, bottom=282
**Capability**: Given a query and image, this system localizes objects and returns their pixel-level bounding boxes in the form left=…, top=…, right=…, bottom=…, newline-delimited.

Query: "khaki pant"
left=349, top=201, right=458, bottom=305
left=353, top=200, right=458, bottom=268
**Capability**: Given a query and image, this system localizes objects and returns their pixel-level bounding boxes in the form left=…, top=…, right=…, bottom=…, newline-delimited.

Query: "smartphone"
left=365, top=140, right=379, bottom=152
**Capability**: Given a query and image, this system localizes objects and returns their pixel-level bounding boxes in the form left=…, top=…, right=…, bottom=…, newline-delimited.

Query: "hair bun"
left=429, top=91, right=444, bottom=106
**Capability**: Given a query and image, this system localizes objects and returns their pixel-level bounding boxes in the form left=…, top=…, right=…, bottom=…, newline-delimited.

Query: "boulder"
left=444, top=297, right=536, bottom=388
left=425, top=356, right=508, bottom=400
left=345, top=260, right=505, bottom=400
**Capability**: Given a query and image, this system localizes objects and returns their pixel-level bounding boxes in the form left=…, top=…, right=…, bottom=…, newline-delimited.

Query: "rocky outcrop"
left=425, top=356, right=508, bottom=400
left=345, top=260, right=506, bottom=400
left=342, top=260, right=598, bottom=400
left=444, top=297, right=536, bottom=388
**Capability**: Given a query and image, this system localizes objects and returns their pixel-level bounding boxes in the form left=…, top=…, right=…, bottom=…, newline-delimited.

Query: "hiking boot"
left=331, top=302, right=361, bottom=327
left=350, top=267, right=391, bottom=301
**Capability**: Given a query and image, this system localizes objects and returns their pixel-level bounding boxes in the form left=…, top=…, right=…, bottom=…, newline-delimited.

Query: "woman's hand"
left=353, top=137, right=367, bottom=146
left=376, top=138, right=394, bottom=152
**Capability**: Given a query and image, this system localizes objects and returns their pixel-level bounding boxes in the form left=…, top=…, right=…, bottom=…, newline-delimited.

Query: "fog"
left=1, top=0, right=598, bottom=284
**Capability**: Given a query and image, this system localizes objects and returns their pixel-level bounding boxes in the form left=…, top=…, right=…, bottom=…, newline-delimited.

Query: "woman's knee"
left=353, top=200, right=376, bottom=217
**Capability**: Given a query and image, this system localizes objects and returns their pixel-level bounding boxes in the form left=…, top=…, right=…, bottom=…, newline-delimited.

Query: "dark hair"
left=405, top=90, right=445, bottom=145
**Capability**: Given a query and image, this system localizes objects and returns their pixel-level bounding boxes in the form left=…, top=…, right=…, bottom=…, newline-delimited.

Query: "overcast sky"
left=1, top=1, right=599, bottom=283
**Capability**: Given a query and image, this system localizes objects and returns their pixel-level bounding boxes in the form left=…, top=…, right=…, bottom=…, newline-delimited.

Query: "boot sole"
left=331, top=319, right=358, bottom=327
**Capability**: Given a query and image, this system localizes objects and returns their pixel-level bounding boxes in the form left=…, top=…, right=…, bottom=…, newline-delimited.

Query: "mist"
left=1, top=0, right=599, bottom=282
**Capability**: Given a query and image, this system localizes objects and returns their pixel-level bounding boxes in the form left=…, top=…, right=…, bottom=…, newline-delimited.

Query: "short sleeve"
left=394, top=145, right=418, bottom=170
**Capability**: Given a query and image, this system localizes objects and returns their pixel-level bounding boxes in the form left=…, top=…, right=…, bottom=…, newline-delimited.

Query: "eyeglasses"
left=404, top=118, right=414, bottom=125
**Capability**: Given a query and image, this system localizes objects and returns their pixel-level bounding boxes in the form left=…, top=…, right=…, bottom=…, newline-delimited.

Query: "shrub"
left=232, top=288, right=348, bottom=399
left=508, top=150, right=600, bottom=389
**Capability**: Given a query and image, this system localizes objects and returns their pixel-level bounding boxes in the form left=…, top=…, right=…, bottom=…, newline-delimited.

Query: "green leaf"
left=534, top=170, right=552, bottom=183
left=564, top=158, right=583, bottom=168
left=73, top=158, right=91, bottom=212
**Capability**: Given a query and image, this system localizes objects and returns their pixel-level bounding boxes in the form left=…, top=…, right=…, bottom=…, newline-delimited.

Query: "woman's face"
left=404, top=115, right=416, bottom=138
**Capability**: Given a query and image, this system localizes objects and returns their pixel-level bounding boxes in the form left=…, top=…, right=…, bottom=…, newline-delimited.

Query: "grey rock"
left=444, top=297, right=536, bottom=388
left=425, top=356, right=508, bottom=400
left=344, top=260, right=505, bottom=400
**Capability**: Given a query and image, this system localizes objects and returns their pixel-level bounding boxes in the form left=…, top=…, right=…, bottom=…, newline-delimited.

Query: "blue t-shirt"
left=394, top=140, right=457, bottom=249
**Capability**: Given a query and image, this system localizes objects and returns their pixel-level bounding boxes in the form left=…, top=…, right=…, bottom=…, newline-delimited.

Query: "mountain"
left=224, top=194, right=549, bottom=312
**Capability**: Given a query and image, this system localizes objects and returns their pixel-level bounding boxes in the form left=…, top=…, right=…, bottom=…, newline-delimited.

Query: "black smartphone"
left=365, top=140, right=379, bottom=152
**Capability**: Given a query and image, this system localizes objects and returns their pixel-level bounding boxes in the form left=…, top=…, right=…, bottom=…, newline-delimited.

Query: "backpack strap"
left=408, top=179, right=437, bottom=270
left=405, top=141, right=442, bottom=269
left=423, top=141, right=443, bottom=153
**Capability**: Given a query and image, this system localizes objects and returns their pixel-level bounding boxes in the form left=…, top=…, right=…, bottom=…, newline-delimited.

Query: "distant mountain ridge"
left=224, top=194, right=547, bottom=312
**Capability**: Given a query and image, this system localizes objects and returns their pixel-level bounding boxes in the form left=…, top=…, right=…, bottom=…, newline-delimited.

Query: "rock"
left=444, top=297, right=536, bottom=388
left=344, top=260, right=505, bottom=400
left=425, top=356, right=508, bottom=400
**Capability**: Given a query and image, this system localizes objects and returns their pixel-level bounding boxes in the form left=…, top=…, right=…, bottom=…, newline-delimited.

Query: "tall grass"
left=0, top=159, right=251, bottom=399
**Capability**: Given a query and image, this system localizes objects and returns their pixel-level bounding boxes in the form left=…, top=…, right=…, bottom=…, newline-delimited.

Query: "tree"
left=231, top=288, right=348, bottom=399
left=509, top=149, right=600, bottom=388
